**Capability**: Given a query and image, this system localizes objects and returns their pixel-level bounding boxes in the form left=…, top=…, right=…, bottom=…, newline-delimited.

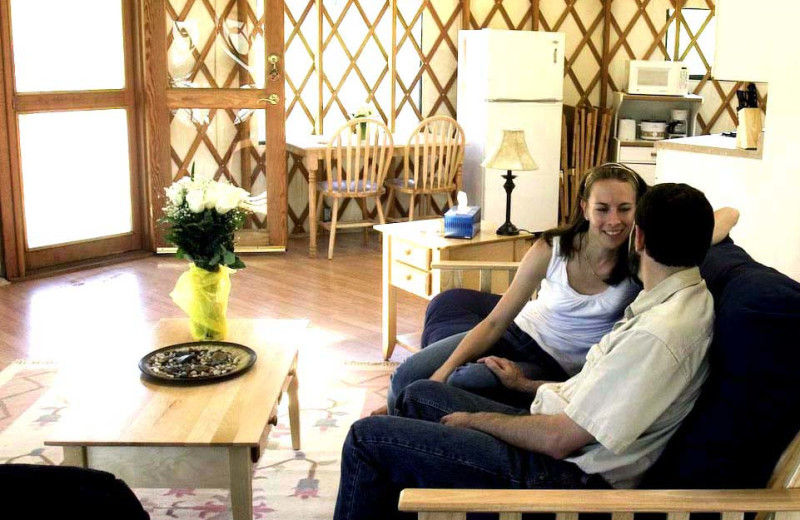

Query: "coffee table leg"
left=62, top=446, right=88, bottom=467
left=229, top=446, right=253, bottom=520
left=288, top=367, right=301, bottom=450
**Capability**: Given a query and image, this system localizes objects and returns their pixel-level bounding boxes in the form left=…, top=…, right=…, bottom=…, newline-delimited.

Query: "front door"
left=0, top=0, right=144, bottom=277
left=144, top=0, right=287, bottom=251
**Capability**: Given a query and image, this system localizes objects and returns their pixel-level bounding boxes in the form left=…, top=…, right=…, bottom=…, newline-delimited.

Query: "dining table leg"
left=304, top=155, right=318, bottom=257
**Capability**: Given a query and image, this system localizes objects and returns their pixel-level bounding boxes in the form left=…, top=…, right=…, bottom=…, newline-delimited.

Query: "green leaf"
left=231, top=257, right=246, bottom=270
left=223, top=248, right=236, bottom=266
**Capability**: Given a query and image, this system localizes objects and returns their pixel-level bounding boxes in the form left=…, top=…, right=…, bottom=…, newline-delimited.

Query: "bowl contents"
left=146, top=346, right=242, bottom=379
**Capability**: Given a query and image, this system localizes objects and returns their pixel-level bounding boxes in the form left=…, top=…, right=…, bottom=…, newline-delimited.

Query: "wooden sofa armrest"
left=430, top=261, right=521, bottom=293
left=399, top=488, right=800, bottom=520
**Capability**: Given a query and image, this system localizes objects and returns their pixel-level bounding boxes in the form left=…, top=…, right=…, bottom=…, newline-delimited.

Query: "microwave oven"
left=627, top=60, right=689, bottom=96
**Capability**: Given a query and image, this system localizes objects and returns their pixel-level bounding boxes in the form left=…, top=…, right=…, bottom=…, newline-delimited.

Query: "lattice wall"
left=284, top=0, right=767, bottom=236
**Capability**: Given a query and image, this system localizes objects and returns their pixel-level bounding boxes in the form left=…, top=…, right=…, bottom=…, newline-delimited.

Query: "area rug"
left=0, top=360, right=394, bottom=519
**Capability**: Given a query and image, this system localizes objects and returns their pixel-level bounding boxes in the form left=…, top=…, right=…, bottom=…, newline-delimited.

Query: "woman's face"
left=581, top=179, right=637, bottom=249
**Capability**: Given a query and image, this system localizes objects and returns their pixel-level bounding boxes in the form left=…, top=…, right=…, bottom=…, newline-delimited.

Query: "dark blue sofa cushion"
left=643, top=239, right=800, bottom=488
left=421, top=288, right=500, bottom=347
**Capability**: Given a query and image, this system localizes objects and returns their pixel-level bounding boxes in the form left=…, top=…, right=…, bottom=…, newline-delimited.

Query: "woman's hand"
left=478, top=356, right=527, bottom=392
left=429, top=366, right=451, bottom=384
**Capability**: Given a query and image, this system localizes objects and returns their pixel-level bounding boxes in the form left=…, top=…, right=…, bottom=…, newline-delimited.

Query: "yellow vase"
left=170, top=264, right=232, bottom=341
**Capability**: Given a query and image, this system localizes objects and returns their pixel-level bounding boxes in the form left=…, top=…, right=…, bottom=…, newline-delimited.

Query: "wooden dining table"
left=286, top=132, right=463, bottom=258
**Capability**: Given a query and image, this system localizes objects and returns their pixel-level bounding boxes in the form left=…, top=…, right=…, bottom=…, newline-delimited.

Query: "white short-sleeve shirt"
left=529, top=267, right=714, bottom=488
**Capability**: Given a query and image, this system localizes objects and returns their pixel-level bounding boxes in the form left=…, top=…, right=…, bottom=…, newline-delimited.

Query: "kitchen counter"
left=655, top=133, right=763, bottom=160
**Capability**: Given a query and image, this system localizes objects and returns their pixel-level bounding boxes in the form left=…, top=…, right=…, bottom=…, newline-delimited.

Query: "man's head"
left=632, top=183, right=714, bottom=269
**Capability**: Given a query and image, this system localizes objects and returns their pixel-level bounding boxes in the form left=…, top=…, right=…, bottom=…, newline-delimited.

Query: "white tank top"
left=513, top=237, right=640, bottom=376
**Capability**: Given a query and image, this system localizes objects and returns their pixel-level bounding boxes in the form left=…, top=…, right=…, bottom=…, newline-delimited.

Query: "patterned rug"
left=0, top=360, right=395, bottom=519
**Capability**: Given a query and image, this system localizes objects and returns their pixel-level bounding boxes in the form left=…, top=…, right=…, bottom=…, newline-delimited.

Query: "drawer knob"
left=406, top=274, right=412, bottom=281
left=405, top=249, right=412, bottom=256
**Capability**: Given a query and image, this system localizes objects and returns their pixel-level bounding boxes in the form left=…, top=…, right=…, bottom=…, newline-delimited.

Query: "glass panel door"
left=0, top=0, right=142, bottom=276
left=156, top=0, right=286, bottom=250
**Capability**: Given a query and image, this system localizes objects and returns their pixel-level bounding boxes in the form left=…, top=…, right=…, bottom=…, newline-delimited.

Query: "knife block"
left=736, top=107, right=762, bottom=150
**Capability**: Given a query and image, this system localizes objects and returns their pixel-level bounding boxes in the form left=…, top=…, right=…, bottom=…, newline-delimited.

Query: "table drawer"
left=618, top=145, right=657, bottom=163
left=391, top=262, right=431, bottom=297
left=393, top=239, right=431, bottom=270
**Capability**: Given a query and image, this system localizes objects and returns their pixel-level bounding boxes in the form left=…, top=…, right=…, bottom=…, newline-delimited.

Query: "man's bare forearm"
left=444, top=412, right=594, bottom=460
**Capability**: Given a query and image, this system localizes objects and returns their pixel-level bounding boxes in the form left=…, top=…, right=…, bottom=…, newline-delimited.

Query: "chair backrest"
left=402, top=116, right=465, bottom=190
left=323, top=117, right=394, bottom=195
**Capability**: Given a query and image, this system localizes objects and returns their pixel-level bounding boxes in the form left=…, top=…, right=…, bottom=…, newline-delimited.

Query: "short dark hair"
left=635, top=183, right=714, bottom=267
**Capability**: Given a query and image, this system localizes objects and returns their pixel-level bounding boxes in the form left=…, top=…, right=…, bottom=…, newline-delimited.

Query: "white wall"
left=749, top=5, right=800, bottom=281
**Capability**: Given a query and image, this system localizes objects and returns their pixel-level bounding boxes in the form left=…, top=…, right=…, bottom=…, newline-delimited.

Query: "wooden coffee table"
left=45, top=318, right=305, bottom=520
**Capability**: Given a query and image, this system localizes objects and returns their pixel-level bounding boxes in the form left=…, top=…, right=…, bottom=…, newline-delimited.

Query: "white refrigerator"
left=457, top=29, right=565, bottom=233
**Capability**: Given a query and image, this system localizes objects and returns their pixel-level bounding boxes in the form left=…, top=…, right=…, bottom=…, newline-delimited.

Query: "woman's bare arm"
left=712, top=207, right=740, bottom=245
left=429, top=238, right=552, bottom=383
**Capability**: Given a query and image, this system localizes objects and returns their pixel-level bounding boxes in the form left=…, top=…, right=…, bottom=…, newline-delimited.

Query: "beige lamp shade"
left=482, top=129, right=538, bottom=171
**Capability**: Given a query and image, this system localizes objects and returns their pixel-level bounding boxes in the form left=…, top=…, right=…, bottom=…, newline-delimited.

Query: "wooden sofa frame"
left=399, top=261, right=800, bottom=520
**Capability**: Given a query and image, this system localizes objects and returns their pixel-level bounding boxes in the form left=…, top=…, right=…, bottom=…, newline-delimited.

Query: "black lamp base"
left=496, top=222, right=520, bottom=236
left=496, top=169, right=520, bottom=236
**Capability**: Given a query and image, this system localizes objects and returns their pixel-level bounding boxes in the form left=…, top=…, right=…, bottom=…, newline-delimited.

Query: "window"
left=665, top=8, right=716, bottom=80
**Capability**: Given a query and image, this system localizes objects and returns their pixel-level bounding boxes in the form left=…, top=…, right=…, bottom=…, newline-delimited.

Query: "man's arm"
left=441, top=412, right=595, bottom=460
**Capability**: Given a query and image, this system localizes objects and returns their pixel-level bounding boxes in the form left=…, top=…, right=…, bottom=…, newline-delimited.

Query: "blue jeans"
left=387, top=324, right=568, bottom=411
left=334, top=381, right=608, bottom=520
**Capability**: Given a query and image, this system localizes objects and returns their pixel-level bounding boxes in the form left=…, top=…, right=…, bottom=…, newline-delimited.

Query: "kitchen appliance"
left=638, top=120, right=668, bottom=141
left=457, top=29, right=564, bottom=232
left=668, top=109, right=689, bottom=138
left=618, top=119, right=637, bottom=141
left=627, top=60, right=689, bottom=96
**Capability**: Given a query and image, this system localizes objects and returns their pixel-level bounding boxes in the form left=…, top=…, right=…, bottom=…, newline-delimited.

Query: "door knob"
left=268, top=54, right=280, bottom=81
left=259, top=94, right=280, bottom=105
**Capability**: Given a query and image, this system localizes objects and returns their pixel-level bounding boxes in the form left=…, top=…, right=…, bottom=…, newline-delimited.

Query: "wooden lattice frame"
left=283, top=0, right=764, bottom=235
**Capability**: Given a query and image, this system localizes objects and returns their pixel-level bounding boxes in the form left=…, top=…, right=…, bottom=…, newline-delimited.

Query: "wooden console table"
left=375, top=219, right=534, bottom=360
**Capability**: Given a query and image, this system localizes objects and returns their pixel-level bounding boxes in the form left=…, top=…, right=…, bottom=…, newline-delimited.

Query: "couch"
left=401, top=238, right=800, bottom=517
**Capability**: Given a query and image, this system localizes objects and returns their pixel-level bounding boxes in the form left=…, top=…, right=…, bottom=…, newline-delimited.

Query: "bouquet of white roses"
left=351, top=104, right=374, bottom=119
left=162, top=171, right=265, bottom=272
left=162, top=169, right=266, bottom=340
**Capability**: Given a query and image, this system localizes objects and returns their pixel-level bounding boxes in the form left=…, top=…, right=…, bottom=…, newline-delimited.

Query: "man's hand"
left=478, top=356, right=547, bottom=395
left=478, top=356, right=527, bottom=391
left=440, top=412, right=477, bottom=428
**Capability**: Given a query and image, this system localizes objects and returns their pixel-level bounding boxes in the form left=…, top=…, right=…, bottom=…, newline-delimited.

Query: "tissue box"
left=444, top=207, right=481, bottom=239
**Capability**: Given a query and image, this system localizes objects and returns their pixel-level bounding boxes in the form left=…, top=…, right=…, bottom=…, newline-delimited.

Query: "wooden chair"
left=385, top=116, right=465, bottom=222
left=398, top=427, right=800, bottom=519
left=317, top=117, right=394, bottom=259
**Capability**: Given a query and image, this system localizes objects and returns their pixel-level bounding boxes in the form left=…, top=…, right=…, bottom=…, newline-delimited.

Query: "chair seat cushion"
left=642, top=238, right=800, bottom=489
left=317, top=180, right=380, bottom=193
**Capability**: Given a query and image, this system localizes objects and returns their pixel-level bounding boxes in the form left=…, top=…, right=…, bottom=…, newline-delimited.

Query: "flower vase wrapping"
left=171, top=264, right=232, bottom=341
left=161, top=166, right=267, bottom=341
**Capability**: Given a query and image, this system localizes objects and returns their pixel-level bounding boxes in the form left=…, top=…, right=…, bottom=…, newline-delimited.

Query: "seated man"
left=333, top=183, right=716, bottom=520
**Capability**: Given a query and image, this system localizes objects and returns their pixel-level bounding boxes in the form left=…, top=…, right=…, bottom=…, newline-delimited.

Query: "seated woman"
left=383, top=163, right=647, bottom=411
left=380, top=163, right=739, bottom=413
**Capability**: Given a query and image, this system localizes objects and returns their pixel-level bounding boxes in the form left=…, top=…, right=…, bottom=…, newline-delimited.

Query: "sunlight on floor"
left=26, top=273, right=151, bottom=362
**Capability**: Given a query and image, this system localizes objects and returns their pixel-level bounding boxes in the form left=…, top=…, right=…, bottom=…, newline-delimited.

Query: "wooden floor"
left=0, top=233, right=427, bottom=372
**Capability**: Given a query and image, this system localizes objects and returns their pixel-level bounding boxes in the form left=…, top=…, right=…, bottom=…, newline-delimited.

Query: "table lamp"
left=482, top=129, right=538, bottom=236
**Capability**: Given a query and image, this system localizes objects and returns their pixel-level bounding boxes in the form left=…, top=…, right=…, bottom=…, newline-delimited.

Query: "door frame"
left=142, top=0, right=287, bottom=250
left=0, top=0, right=148, bottom=279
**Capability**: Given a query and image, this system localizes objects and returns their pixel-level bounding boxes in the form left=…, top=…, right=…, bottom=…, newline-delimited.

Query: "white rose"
left=203, top=182, right=219, bottom=210
left=165, top=184, right=184, bottom=206
left=185, top=188, right=206, bottom=213
left=216, top=185, right=248, bottom=214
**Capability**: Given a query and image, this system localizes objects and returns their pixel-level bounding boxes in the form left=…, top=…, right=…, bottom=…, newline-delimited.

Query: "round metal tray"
left=138, top=341, right=257, bottom=385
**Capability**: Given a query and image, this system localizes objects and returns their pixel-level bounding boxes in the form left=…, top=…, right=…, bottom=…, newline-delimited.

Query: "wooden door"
left=144, top=0, right=286, bottom=251
left=0, top=0, right=145, bottom=278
